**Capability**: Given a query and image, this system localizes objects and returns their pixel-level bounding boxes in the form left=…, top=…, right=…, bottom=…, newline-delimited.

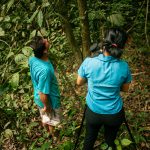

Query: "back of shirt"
left=78, top=54, right=132, bottom=114
left=29, top=56, right=60, bottom=109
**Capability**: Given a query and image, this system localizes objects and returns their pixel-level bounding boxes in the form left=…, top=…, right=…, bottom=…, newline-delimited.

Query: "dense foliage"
left=0, top=0, right=149, bottom=150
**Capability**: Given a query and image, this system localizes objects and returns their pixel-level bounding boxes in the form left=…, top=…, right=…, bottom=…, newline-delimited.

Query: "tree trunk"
left=57, top=1, right=82, bottom=63
left=77, top=0, right=91, bottom=59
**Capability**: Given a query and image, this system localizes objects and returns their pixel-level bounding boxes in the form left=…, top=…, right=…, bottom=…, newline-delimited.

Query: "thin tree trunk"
left=57, top=0, right=82, bottom=63
left=77, top=0, right=91, bottom=59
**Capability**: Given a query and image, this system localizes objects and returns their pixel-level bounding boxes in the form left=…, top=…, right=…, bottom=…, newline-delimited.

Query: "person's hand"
left=42, top=105, right=52, bottom=113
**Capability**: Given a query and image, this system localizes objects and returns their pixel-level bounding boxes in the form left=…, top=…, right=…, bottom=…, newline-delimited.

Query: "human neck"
left=41, top=55, right=48, bottom=61
left=103, top=50, right=110, bottom=56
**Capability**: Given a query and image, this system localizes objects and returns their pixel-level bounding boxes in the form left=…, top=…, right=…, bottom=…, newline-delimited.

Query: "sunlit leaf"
left=37, top=10, right=43, bottom=27
left=121, top=138, right=132, bottom=146
left=100, top=143, right=108, bottom=150
left=29, top=139, right=38, bottom=150
left=6, top=52, right=14, bottom=59
left=7, top=0, right=14, bottom=12
left=0, top=28, right=5, bottom=36
left=22, top=46, right=33, bottom=56
left=15, top=54, right=27, bottom=63
left=42, top=2, right=50, bottom=8
left=108, top=147, right=113, bottom=150
left=30, top=30, right=36, bottom=39
left=116, top=145, right=122, bottom=150
left=4, top=16, right=10, bottom=22
left=40, top=28, right=49, bottom=37
left=114, top=139, right=120, bottom=145
left=29, top=122, right=39, bottom=129
left=10, top=72, right=19, bottom=87
left=28, top=9, right=38, bottom=23
left=4, top=129, right=13, bottom=138
left=0, top=17, right=3, bottom=21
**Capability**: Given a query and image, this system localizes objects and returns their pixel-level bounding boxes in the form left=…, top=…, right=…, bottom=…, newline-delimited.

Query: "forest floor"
left=0, top=46, right=150, bottom=150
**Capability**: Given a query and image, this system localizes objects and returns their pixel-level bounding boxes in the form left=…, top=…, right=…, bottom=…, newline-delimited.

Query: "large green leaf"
left=4, top=129, right=13, bottom=138
left=15, top=54, right=27, bottom=64
left=28, top=9, right=38, bottom=23
left=9, top=72, right=19, bottom=88
left=37, top=10, right=43, bottom=27
left=7, top=0, right=14, bottom=13
left=22, top=46, right=33, bottom=56
left=121, top=138, right=132, bottom=146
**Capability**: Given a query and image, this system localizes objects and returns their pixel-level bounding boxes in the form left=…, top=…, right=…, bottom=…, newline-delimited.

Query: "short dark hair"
left=103, top=28, right=128, bottom=58
left=30, top=36, right=45, bottom=58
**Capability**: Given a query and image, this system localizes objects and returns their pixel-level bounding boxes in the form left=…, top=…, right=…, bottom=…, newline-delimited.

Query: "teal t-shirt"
left=29, top=56, right=60, bottom=109
left=78, top=54, right=132, bottom=114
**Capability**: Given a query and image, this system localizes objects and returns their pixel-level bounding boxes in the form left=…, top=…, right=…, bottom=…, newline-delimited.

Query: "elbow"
left=76, top=81, right=82, bottom=86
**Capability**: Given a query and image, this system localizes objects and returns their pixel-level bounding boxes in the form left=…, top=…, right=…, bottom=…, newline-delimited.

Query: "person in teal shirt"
left=29, top=36, right=61, bottom=137
left=77, top=28, right=132, bottom=150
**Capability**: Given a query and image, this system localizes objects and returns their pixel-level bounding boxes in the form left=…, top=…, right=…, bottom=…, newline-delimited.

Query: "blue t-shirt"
left=29, top=56, right=60, bottom=109
left=78, top=54, right=132, bottom=114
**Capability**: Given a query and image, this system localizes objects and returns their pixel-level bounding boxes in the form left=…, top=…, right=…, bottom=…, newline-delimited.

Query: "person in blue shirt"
left=28, top=36, right=61, bottom=137
left=77, top=28, right=132, bottom=150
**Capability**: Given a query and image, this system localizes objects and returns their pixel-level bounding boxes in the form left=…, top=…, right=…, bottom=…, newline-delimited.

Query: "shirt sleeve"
left=124, top=64, right=132, bottom=83
left=38, top=69, right=51, bottom=94
left=78, top=58, right=88, bottom=79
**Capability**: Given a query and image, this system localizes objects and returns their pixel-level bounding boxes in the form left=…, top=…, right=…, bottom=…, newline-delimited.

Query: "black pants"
left=84, top=106, right=125, bottom=150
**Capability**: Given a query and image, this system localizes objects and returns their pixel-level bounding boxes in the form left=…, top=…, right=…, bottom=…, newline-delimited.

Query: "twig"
left=132, top=72, right=145, bottom=76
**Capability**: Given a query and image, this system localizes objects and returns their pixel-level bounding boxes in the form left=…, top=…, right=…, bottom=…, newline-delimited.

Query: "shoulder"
left=82, top=56, right=97, bottom=65
left=29, top=56, right=39, bottom=64
left=119, top=60, right=129, bottom=67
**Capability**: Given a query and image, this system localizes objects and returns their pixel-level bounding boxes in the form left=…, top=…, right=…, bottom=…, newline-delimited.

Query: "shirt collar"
left=97, top=54, right=118, bottom=62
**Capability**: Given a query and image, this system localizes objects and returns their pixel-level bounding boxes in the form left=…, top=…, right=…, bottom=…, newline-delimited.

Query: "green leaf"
left=37, top=10, right=43, bottom=27
left=4, top=16, right=10, bottom=22
left=42, top=2, right=50, bottom=8
left=63, top=141, right=72, bottom=150
left=22, top=46, right=33, bottom=56
left=116, top=145, right=122, bottom=150
left=41, top=142, right=51, bottom=150
left=28, top=9, right=38, bottom=23
left=0, top=27, right=5, bottom=36
left=4, top=129, right=13, bottom=138
left=29, top=139, right=38, bottom=150
left=29, top=122, right=39, bottom=129
left=7, top=0, right=14, bottom=12
left=30, top=30, right=36, bottom=39
left=15, top=54, right=27, bottom=64
left=6, top=52, right=14, bottom=59
left=100, top=143, right=108, bottom=150
left=114, top=139, right=120, bottom=145
left=10, top=73, right=19, bottom=88
left=121, top=138, right=132, bottom=146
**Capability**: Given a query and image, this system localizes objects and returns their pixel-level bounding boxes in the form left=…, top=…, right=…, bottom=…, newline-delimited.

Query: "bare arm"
left=76, top=75, right=87, bottom=86
left=120, top=83, right=130, bottom=92
left=39, top=92, right=52, bottom=112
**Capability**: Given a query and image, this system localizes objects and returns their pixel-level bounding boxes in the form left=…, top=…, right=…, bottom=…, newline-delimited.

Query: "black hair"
left=30, top=36, right=46, bottom=58
left=103, top=28, right=128, bottom=58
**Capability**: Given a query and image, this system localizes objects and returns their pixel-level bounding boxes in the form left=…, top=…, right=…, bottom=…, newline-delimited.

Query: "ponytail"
left=103, top=28, right=127, bottom=58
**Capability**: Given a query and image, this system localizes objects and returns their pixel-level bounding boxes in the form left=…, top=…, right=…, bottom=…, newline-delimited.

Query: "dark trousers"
left=84, top=106, right=125, bottom=150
